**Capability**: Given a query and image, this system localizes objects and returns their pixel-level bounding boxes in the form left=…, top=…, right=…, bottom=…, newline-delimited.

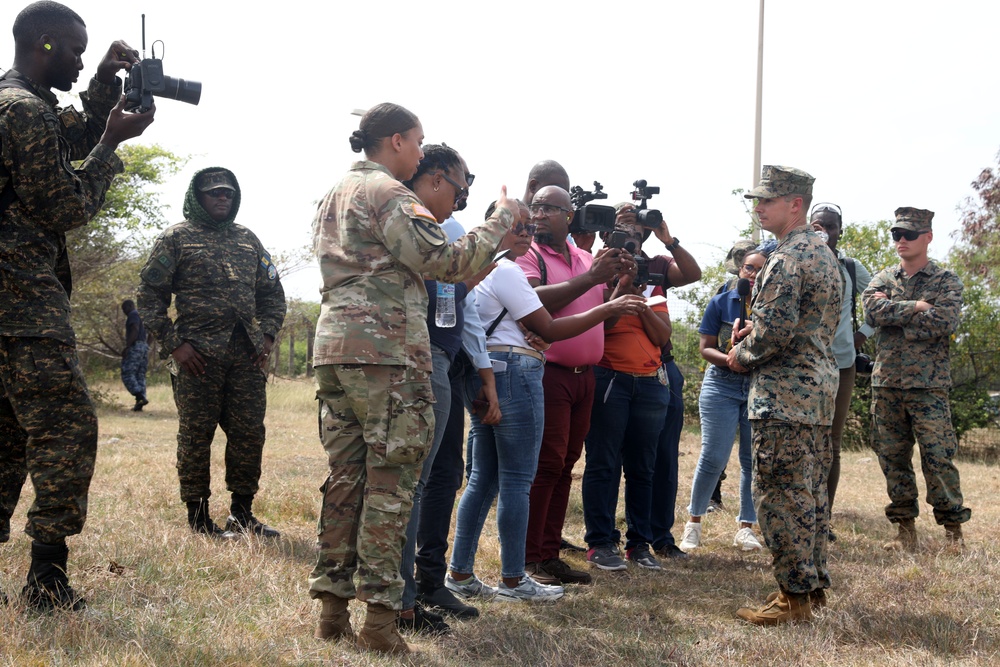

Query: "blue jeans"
left=647, top=359, right=684, bottom=550
left=400, top=344, right=451, bottom=609
left=688, top=365, right=755, bottom=523
left=449, top=351, right=544, bottom=579
left=583, top=366, right=669, bottom=550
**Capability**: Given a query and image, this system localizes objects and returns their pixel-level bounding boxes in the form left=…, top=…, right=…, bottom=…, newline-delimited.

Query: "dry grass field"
left=1, top=378, right=998, bottom=666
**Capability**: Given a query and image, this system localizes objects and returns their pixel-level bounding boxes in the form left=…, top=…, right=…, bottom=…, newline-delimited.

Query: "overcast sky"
left=3, top=0, right=998, bottom=301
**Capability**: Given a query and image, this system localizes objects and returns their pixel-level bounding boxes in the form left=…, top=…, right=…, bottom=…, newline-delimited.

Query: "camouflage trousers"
left=170, top=333, right=266, bottom=502
left=308, top=363, right=433, bottom=610
left=751, top=419, right=832, bottom=594
left=871, top=387, right=971, bottom=525
left=0, top=337, right=97, bottom=544
left=120, top=341, right=149, bottom=398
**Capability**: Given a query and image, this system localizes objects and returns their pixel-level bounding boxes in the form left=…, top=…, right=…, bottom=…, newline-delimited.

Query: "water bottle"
left=435, top=283, right=457, bottom=327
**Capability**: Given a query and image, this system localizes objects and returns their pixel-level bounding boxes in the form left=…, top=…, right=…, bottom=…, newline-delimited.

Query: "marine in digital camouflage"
left=309, top=159, right=512, bottom=609
left=863, top=212, right=970, bottom=527
left=744, top=165, right=816, bottom=200
left=1, top=68, right=123, bottom=545
left=137, top=168, right=286, bottom=503
left=731, top=208, right=842, bottom=596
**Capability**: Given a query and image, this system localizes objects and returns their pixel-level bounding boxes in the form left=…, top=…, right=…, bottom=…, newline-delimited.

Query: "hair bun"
left=349, top=129, right=368, bottom=153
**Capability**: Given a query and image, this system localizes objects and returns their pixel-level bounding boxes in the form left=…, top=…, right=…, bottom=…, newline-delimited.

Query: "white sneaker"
left=445, top=573, right=498, bottom=600
left=733, top=526, right=763, bottom=551
left=679, top=521, right=702, bottom=552
left=496, top=575, right=564, bottom=602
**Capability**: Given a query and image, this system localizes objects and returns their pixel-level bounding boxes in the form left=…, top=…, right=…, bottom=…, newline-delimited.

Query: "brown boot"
left=314, top=594, right=353, bottom=641
left=356, top=603, right=412, bottom=654
left=737, top=590, right=813, bottom=626
left=944, top=523, right=964, bottom=547
left=883, top=519, right=917, bottom=552
left=766, top=587, right=827, bottom=609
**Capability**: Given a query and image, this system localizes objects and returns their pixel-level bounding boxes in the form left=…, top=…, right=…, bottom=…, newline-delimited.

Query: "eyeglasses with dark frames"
left=437, top=171, right=469, bottom=206
left=528, top=203, right=571, bottom=216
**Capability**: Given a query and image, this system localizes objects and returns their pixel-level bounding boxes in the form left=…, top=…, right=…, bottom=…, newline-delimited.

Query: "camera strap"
left=841, top=257, right=858, bottom=332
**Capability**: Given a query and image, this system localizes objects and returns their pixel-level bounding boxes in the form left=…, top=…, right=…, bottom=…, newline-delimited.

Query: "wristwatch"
left=665, top=237, right=680, bottom=251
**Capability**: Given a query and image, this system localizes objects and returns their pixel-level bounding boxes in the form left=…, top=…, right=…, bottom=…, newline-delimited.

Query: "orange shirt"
left=597, top=303, right=669, bottom=375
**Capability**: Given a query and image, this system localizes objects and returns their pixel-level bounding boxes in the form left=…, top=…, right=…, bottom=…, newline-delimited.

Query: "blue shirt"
left=699, top=287, right=747, bottom=355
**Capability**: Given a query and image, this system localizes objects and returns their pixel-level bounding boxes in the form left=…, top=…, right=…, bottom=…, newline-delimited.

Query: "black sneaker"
left=560, top=537, right=587, bottom=553
left=225, top=514, right=280, bottom=538
left=626, top=544, right=663, bottom=571
left=416, top=585, right=480, bottom=619
left=540, top=558, right=592, bottom=585
left=586, top=545, right=627, bottom=571
left=397, top=603, right=451, bottom=635
left=654, top=543, right=689, bottom=560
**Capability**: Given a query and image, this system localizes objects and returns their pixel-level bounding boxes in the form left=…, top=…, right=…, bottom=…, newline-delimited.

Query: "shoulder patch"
left=400, top=201, right=438, bottom=224
left=260, top=252, right=277, bottom=280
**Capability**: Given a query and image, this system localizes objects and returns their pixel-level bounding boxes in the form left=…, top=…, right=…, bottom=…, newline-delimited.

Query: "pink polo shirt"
left=515, top=241, right=605, bottom=367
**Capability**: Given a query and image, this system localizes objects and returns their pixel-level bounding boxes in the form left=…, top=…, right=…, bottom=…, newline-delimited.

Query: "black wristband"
left=665, top=237, right=680, bottom=251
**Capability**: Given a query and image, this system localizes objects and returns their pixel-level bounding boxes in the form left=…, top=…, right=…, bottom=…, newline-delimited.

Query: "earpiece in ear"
left=44, top=43, right=52, bottom=50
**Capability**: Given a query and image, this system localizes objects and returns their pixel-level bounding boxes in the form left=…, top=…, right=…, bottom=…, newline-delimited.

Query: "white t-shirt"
left=473, top=259, right=544, bottom=348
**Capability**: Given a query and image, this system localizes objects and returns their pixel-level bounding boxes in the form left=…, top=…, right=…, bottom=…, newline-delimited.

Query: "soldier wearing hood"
left=137, top=167, right=286, bottom=539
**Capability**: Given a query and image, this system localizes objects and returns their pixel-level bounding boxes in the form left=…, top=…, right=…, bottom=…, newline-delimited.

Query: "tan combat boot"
left=944, top=523, right=964, bottom=548
left=766, top=587, right=827, bottom=609
left=737, top=590, right=813, bottom=626
left=356, top=603, right=412, bottom=654
left=314, top=594, right=353, bottom=641
left=883, top=518, right=917, bottom=552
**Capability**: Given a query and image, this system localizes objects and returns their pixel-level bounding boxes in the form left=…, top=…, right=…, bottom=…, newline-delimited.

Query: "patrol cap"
left=745, top=165, right=815, bottom=199
left=197, top=170, right=236, bottom=192
left=892, top=207, right=934, bottom=232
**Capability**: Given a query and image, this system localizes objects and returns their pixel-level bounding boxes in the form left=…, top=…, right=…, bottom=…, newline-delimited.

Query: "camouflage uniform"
left=0, top=70, right=124, bottom=544
left=733, top=166, right=842, bottom=595
left=120, top=309, right=149, bottom=400
left=137, top=168, right=286, bottom=503
left=863, top=208, right=970, bottom=527
left=308, top=160, right=510, bottom=609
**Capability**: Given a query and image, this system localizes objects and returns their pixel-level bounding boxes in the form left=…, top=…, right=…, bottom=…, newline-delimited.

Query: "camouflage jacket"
left=312, top=160, right=511, bottom=371
left=733, top=226, right=842, bottom=425
left=137, top=167, right=286, bottom=358
left=0, top=70, right=124, bottom=344
left=863, top=260, right=961, bottom=389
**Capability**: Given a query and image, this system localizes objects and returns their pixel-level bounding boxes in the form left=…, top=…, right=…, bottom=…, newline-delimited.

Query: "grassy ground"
left=1, top=378, right=998, bottom=666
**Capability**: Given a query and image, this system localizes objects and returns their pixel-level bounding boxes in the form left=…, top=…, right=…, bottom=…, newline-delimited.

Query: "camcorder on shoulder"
left=569, top=181, right=616, bottom=234
left=123, top=15, right=202, bottom=113
left=630, top=180, right=663, bottom=228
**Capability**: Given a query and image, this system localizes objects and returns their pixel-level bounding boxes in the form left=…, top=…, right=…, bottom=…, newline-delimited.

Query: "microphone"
left=736, top=278, right=751, bottom=337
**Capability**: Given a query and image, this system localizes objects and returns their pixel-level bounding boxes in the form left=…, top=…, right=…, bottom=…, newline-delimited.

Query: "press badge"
left=657, top=365, right=669, bottom=387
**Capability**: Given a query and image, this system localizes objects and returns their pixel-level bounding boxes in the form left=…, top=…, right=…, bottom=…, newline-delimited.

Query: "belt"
left=546, top=361, right=591, bottom=374
left=607, top=366, right=660, bottom=378
left=487, top=345, right=545, bottom=363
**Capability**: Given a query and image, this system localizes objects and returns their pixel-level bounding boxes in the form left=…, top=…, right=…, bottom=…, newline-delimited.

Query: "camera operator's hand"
left=172, top=341, right=207, bottom=376
left=652, top=220, right=676, bottom=248
left=95, top=40, right=140, bottom=84
left=100, top=96, right=155, bottom=151
left=590, top=247, right=629, bottom=285
left=615, top=207, right=638, bottom=228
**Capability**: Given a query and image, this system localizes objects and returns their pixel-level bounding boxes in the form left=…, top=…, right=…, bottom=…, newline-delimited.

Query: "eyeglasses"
left=741, top=264, right=761, bottom=275
left=437, top=171, right=469, bottom=206
left=891, top=228, right=927, bottom=242
left=465, top=172, right=475, bottom=187
left=512, top=221, right=537, bottom=236
left=810, top=202, right=843, bottom=218
left=204, top=188, right=234, bottom=199
left=529, top=203, right=571, bottom=217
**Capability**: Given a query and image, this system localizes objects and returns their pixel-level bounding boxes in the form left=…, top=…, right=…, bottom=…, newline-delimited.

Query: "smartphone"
left=494, top=248, right=512, bottom=262
left=608, top=230, right=627, bottom=249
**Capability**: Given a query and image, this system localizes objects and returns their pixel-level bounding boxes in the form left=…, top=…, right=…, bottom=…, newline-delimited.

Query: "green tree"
left=68, top=144, right=186, bottom=367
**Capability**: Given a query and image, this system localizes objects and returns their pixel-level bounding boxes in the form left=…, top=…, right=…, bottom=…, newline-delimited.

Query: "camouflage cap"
left=724, top=239, right=759, bottom=275
left=196, top=170, right=236, bottom=192
left=745, top=165, right=815, bottom=199
left=892, top=207, right=934, bottom=232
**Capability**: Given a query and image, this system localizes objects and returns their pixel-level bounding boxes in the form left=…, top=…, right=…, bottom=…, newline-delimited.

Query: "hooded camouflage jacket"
left=137, top=167, right=286, bottom=358
left=0, top=70, right=123, bottom=344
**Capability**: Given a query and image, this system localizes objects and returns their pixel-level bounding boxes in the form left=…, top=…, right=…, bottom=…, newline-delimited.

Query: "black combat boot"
left=186, top=499, right=237, bottom=539
left=22, top=540, right=85, bottom=612
left=225, top=493, right=280, bottom=538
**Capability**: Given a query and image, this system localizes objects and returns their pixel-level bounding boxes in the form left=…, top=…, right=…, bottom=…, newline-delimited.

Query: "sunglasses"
left=529, top=203, right=571, bottom=216
left=437, top=171, right=470, bottom=207
left=810, top=202, right=843, bottom=218
left=204, top=188, right=234, bottom=199
left=512, top=221, right=537, bottom=236
left=891, top=229, right=927, bottom=242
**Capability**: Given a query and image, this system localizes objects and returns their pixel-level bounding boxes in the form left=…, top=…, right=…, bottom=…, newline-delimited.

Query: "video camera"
left=568, top=181, right=616, bottom=233
left=123, top=15, right=202, bottom=113
left=630, top=179, right=663, bottom=228
left=606, top=231, right=666, bottom=288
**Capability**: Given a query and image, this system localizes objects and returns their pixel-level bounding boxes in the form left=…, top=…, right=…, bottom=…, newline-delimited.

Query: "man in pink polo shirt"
left=516, top=181, right=633, bottom=586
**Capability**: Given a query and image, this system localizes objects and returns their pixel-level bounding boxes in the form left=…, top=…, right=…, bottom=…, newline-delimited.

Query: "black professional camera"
left=630, top=180, right=663, bottom=228
left=569, top=181, right=616, bottom=233
left=123, top=15, right=202, bottom=113
left=630, top=249, right=666, bottom=288
left=855, top=353, right=875, bottom=374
